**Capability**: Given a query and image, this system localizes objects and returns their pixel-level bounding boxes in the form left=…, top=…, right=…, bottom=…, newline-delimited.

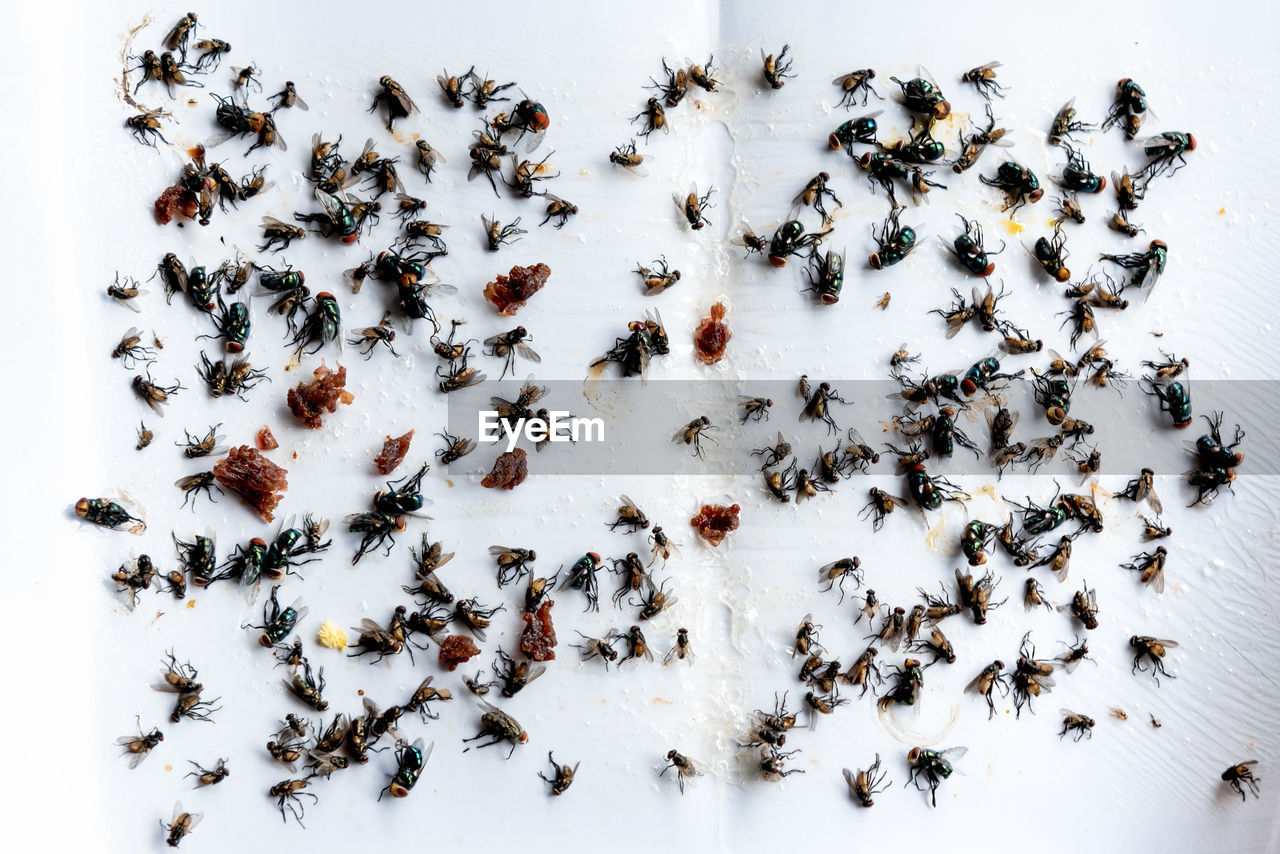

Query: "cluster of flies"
left=90, top=13, right=1255, bottom=843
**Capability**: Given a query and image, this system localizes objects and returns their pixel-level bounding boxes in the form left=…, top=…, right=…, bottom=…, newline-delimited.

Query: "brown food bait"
left=483, top=262, right=551, bottom=316
left=212, top=445, right=288, bottom=522
left=520, top=600, right=557, bottom=661
left=256, top=425, right=279, bottom=450
left=438, top=635, right=481, bottom=671
left=286, top=363, right=354, bottom=429
left=374, top=429, right=415, bottom=475
left=153, top=184, right=197, bottom=225
left=481, top=448, right=528, bottom=490
left=690, top=503, right=740, bottom=547
left=693, top=301, right=731, bottom=364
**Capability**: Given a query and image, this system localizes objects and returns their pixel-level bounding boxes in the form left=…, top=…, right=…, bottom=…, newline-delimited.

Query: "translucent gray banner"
left=443, top=378, right=1275, bottom=478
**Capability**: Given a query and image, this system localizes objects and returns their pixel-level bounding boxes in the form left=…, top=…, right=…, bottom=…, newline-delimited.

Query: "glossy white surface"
left=4, top=0, right=1278, bottom=850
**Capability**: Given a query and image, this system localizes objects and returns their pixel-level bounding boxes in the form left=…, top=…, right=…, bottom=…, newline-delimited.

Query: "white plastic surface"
left=4, top=0, right=1279, bottom=851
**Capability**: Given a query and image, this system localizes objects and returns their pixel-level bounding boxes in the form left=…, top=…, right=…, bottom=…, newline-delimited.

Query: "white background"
left=3, top=0, right=1278, bottom=851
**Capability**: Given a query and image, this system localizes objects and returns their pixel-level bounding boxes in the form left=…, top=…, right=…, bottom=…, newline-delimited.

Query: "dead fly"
left=635, top=256, right=681, bottom=296
left=664, top=627, right=693, bottom=665
left=469, top=125, right=509, bottom=195
left=662, top=749, right=703, bottom=793
left=799, top=379, right=850, bottom=433
left=1113, top=167, right=1147, bottom=212
left=952, top=104, right=1012, bottom=175
left=1019, top=434, right=1064, bottom=473
left=1051, top=193, right=1086, bottom=227
left=482, top=214, right=526, bottom=251
left=609, top=495, right=650, bottom=532
left=490, top=545, right=536, bottom=588
left=673, top=415, right=717, bottom=459
left=930, top=288, right=977, bottom=338
left=186, top=758, right=229, bottom=788
left=957, top=567, right=1005, bottom=624
left=117, top=719, right=164, bottom=769
left=648, top=59, right=688, bottom=107
left=348, top=312, right=398, bottom=358
left=463, top=69, right=514, bottom=109
left=675, top=184, right=714, bottom=230
left=401, top=676, right=452, bottom=723
left=1136, top=132, right=1197, bottom=180
left=868, top=206, right=919, bottom=268
left=1141, top=515, right=1173, bottom=540
left=259, top=217, right=305, bottom=253
left=463, top=700, right=528, bottom=758
left=867, top=606, right=907, bottom=653
left=618, top=625, right=654, bottom=665
left=159, top=52, right=202, bottom=98
left=1110, top=707, right=1129, bottom=721
left=171, top=691, right=221, bottom=724
left=642, top=527, right=678, bottom=569
left=431, top=321, right=474, bottom=362
left=1130, top=635, right=1178, bottom=684
left=230, top=63, right=262, bottom=94
left=1121, top=546, right=1168, bottom=594
left=1059, top=709, right=1095, bottom=742
left=788, top=612, right=824, bottom=659
left=1055, top=635, right=1094, bottom=673
left=1011, top=633, right=1055, bottom=717
left=126, top=108, right=172, bottom=147
left=760, top=747, right=804, bottom=780
left=735, top=395, right=773, bottom=425
left=108, top=273, right=144, bottom=311
left=131, top=49, right=163, bottom=94
left=539, top=752, right=580, bottom=796
left=574, top=630, right=621, bottom=668
left=133, top=372, right=184, bottom=417
left=270, top=778, right=317, bottom=826
left=1048, top=97, right=1094, bottom=146
left=435, top=430, right=476, bottom=466
left=371, top=76, right=418, bottom=129
left=455, top=597, right=505, bottom=642
left=1118, top=467, right=1163, bottom=514
left=1056, top=580, right=1099, bottom=630
left=634, top=575, right=677, bottom=620
left=494, top=648, right=548, bottom=696
left=196, top=352, right=268, bottom=400
left=161, top=801, right=202, bottom=848
left=876, top=658, right=924, bottom=712
left=484, top=326, right=540, bottom=379
left=1222, top=762, right=1262, bottom=801
left=349, top=616, right=404, bottom=663
left=762, top=44, right=795, bottom=89
left=751, top=432, right=792, bottom=471
left=966, top=660, right=1009, bottom=719
left=609, top=140, right=649, bottom=175
left=913, top=626, right=956, bottom=665
left=112, top=327, right=156, bottom=368
left=1109, top=210, right=1143, bottom=238
left=956, top=60, right=1004, bottom=99
left=539, top=193, right=578, bottom=228
left=632, top=97, right=669, bottom=138
left=435, top=67, right=472, bottom=107
left=1033, top=534, right=1074, bottom=582
left=794, top=172, right=842, bottom=224
left=817, top=556, right=863, bottom=603
left=861, top=488, right=907, bottom=532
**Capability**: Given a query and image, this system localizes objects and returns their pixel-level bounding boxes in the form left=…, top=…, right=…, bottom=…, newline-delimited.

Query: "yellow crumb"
left=316, top=621, right=348, bottom=649
left=185, top=599, right=196, bottom=609
left=1002, top=219, right=1024, bottom=235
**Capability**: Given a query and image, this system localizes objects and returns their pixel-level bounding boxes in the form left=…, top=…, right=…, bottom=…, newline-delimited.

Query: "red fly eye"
left=1055, top=268, right=1071, bottom=283
left=1028, top=188, right=1044, bottom=203
left=1094, top=176, right=1107, bottom=193
left=1186, top=134, right=1197, bottom=151
left=981, top=262, right=996, bottom=277
left=868, top=254, right=882, bottom=270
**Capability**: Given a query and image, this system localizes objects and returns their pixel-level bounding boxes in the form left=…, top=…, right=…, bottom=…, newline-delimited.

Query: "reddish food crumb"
left=690, top=503, right=740, bottom=547
left=438, top=635, right=481, bottom=671
left=520, top=600, right=557, bottom=661
left=481, top=448, right=528, bottom=490
left=153, top=184, right=196, bottom=225
left=256, top=425, right=279, bottom=451
left=374, top=430, right=415, bottom=475
left=693, top=301, right=732, bottom=364
left=287, top=362, right=354, bottom=429
left=213, top=445, right=289, bottom=522
left=483, top=262, right=551, bottom=316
